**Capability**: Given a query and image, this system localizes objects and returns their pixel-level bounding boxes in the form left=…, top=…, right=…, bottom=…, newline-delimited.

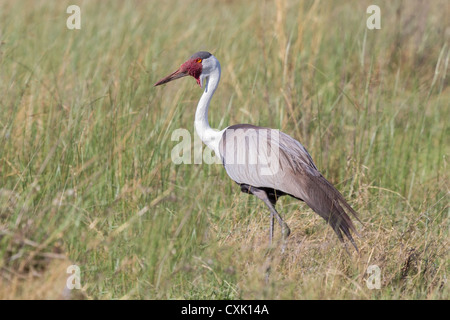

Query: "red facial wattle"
left=181, top=59, right=203, bottom=86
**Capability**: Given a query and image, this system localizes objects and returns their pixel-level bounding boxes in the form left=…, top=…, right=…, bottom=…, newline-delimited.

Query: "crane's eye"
left=196, top=58, right=202, bottom=63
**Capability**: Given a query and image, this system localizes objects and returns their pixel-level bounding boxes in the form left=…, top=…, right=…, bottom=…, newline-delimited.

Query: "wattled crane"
left=155, top=51, right=361, bottom=251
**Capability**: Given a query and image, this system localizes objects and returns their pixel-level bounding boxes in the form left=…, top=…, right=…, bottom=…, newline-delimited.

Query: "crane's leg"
left=250, top=188, right=291, bottom=241
left=269, top=212, right=274, bottom=245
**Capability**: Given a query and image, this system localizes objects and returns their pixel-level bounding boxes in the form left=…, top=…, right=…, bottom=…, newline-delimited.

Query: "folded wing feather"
left=219, top=124, right=361, bottom=250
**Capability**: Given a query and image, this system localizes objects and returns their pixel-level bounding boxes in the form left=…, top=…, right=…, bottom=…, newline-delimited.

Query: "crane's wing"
left=219, top=124, right=361, bottom=249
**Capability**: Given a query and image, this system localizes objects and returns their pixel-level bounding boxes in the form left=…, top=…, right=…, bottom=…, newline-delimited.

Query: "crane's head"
left=154, top=51, right=218, bottom=88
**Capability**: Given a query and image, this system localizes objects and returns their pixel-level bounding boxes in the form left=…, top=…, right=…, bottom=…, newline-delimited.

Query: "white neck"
left=194, top=63, right=224, bottom=156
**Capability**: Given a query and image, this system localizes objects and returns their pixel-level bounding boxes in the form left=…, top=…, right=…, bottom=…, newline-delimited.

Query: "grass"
left=0, top=0, right=448, bottom=299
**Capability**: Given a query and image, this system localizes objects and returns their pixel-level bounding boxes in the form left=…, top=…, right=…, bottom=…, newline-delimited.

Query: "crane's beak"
left=154, top=68, right=188, bottom=87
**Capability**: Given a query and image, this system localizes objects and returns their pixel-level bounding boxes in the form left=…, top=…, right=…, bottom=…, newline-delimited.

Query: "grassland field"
left=0, top=0, right=448, bottom=299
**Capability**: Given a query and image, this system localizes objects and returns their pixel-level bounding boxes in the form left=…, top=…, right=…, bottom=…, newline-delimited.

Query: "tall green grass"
left=0, top=0, right=448, bottom=299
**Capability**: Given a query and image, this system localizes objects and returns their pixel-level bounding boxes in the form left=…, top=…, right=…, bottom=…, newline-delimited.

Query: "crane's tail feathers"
left=328, top=200, right=359, bottom=252
left=299, top=174, right=361, bottom=252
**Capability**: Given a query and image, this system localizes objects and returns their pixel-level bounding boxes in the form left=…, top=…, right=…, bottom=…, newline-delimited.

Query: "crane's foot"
left=280, top=222, right=290, bottom=254
left=281, top=222, right=291, bottom=240
left=269, top=212, right=274, bottom=246
left=264, top=264, right=271, bottom=285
